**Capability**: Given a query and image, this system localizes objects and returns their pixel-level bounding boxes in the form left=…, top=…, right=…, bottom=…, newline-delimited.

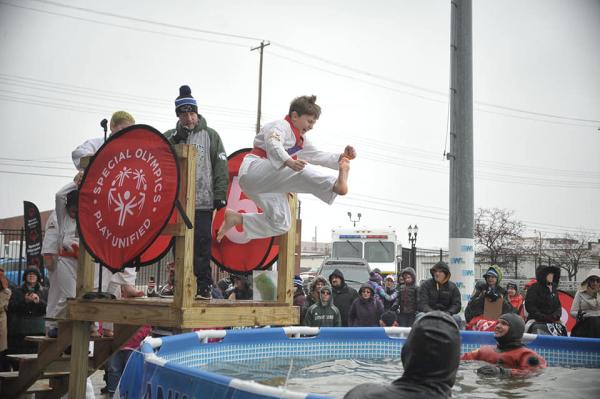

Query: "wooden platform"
left=67, top=297, right=299, bottom=328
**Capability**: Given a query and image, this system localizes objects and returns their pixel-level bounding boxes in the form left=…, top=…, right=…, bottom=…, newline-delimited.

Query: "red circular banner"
left=211, top=148, right=278, bottom=273
left=78, top=125, right=179, bottom=271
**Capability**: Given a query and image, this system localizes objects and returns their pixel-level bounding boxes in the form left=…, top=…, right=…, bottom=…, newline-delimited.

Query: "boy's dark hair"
left=289, top=95, right=321, bottom=118
left=380, top=311, right=397, bottom=327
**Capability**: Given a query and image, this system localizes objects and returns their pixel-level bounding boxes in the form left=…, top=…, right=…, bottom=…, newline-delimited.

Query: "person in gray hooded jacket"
left=165, top=85, right=229, bottom=300
left=344, top=311, right=460, bottom=399
left=304, top=286, right=341, bottom=327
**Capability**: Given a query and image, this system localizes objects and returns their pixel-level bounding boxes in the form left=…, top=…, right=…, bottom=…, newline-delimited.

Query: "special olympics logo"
left=91, top=148, right=165, bottom=248
left=78, top=125, right=179, bottom=270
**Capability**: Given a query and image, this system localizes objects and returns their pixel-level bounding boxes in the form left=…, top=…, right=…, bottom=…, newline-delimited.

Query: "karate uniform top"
left=250, top=116, right=340, bottom=171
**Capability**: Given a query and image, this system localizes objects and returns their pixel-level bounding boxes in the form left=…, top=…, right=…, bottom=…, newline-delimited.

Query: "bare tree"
left=545, top=231, right=596, bottom=281
left=474, top=208, right=525, bottom=273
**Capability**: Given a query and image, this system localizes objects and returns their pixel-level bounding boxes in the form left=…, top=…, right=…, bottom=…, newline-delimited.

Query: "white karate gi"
left=239, top=118, right=341, bottom=239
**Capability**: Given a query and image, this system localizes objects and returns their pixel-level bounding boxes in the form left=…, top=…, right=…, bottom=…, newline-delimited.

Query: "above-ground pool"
left=117, top=327, right=600, bottom=399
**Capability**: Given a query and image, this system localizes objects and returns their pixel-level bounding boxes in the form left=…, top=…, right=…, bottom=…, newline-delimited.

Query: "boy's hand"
left=341, top=145, right=356, bottom=160
left=285, top=158, right=307, bottom=171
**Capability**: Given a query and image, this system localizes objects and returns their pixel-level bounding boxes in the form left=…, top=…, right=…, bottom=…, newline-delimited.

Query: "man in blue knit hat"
left=165, top=85, right=229, bottom=299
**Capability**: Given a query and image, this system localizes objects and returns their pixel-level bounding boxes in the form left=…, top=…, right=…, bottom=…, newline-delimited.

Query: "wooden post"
left=276, top=194, right=297, bottom=306
left=173, top=144, right=197, bottom=311
left=68, top=320, right=91, bottom=399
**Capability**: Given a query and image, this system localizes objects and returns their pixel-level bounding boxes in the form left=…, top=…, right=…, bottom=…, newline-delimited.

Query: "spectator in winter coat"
left=524, top=265, right=567, bottom=336
left=382, top=275, right=397, bottom=310
left=328, top=269, right=358, bottom=327
left=418, top=261, right=462, bottom=327
left=7, top=267, right=47, bottom=354
left=304, top=286, right=342, bottom=327
left=293, top=275, right=306, bottom=309
left=301, top=276, right=328, bottom=325
left=228, top=275, right=253, bottom=300
left=392, top=267, right=419, bottom=327
left=570, top=268, right=600, bottom=338
left=506, top=282, right=524, bottom=316
left=345, top=311, right=460, bottom=399
left=465, top=265, right=514, bottom=331
left=367, top=272, right=397, bottom=306
left=461, top=313, right=546, bottom=378
left=348, top=284, right=384, bottom=327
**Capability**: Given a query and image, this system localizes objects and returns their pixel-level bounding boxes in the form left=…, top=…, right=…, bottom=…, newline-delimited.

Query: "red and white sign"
left=78, top=125, right=179, bottom=271
left=211, top=148, right=278, bottom=273
left=558, top=290, right=576, bottom=333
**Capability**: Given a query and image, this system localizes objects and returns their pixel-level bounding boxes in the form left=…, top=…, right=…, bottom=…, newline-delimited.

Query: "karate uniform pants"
left=239, top=157, right=337, bottom=239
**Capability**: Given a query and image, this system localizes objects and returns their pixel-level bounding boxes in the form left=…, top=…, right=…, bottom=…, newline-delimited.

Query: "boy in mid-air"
left=217, top=95, right=355, bottom=241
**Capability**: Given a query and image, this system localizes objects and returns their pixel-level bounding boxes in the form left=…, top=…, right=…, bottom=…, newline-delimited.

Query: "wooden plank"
left=173, top=144, right=196, bottom=310
left=180, top=304, right=299, bottom=328
left=161, top=223, right=186, bottom=237
left=68, top=300, right=180, bottom=326
left=76, top=248, right=95, bottom=298
left=276, top=195, right=297, bottom=307
left=0, top=371, right=69, bottom=380
left=25, top=335, right=112, bottom=343
left=67, top=321, right=91, bottom=399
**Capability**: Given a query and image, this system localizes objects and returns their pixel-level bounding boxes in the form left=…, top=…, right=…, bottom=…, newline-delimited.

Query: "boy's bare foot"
left=333, top=157, right=350, bottom=195
left=217, top=209, right=243, bottom=242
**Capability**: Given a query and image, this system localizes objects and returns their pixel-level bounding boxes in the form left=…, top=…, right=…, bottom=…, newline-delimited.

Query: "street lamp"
left=408, top=225, right=418, bottom=270
left=347, top=212, right=361, bottom=227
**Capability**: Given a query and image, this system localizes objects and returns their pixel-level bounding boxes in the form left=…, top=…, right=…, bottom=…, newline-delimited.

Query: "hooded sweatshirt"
left=301, top=276, right=329, bottom=325
left=461, top=313, right=547, bottom=378
left=418, top=262, right=462, bottom=315
left=348, top=284, right=384, bottom=327
left=525, top=265, right=562, bottom=322
left=165, top=116, right=228, bottom=210
left=344, top=311, right=460, bottom=399
left=304, top=286, right=342, bottom=327
left=329, top=269, right=359, bottom=327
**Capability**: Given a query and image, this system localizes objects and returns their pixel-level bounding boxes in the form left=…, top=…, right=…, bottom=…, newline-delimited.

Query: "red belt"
left=249, top=147, right=297, bottom=160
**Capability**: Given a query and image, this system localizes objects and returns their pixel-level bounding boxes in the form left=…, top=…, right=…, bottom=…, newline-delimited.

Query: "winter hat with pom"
left=175, top=85, right=198, bottom=116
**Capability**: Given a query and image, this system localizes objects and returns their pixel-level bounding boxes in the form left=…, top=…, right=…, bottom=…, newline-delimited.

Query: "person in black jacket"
left=392, top=267, right=419, bottom=327
left=329, top=269, right=358, bottom=327
left=524, top=265, right=567, bottom=335
left=344, top=311, right=460, bottom=399
left=418, top=261, right=463, bottom=327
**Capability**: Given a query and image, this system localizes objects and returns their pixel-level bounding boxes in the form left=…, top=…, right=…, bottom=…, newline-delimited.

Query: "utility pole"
left=251, top=41, right=271, bottom=134
left=448, top=0, right=474, bottom=306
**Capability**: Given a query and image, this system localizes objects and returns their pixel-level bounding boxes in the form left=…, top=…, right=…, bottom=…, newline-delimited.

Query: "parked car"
left=0, top=258, right=47, bottom=286
left=315, top=258, right=372, bottom=291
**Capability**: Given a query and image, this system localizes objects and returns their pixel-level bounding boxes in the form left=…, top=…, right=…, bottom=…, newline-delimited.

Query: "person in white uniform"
left=217, top=95, right=355, bottom=241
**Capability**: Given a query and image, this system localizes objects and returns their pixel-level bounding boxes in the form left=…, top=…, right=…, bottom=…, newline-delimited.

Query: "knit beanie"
left=294, top=275, right=303, bottom=288
left=175, top=85, right=198, bottom=116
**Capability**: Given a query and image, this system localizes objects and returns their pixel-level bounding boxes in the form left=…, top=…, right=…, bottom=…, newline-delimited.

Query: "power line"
left=8, top=0, right=599, bottom=126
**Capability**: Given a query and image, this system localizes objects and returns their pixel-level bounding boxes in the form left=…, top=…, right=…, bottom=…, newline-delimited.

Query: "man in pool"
left=344, top=311, right=460, bottom=398
left=461, top=313, right=546, bottom=378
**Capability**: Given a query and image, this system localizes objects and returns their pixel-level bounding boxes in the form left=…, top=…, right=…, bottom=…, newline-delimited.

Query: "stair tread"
left=0, top=370, right=70, bottom=379
left=25, top=334, right=113, bottom=343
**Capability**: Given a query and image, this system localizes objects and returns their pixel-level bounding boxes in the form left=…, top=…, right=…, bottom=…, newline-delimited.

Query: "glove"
left=172, top=128, right=191, bottom=144
left=484, top=287, right=500, bottom=302
left=213, top=200, right=227, bottom=210
left=477, top=365, right=510, bottom=378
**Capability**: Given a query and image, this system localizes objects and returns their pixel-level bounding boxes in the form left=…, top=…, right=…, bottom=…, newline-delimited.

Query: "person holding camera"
left=465, top=265, right=514, bottom=331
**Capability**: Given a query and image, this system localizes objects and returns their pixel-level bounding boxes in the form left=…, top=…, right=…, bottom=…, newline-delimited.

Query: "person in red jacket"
left=461, top=313, right=546, bottom=378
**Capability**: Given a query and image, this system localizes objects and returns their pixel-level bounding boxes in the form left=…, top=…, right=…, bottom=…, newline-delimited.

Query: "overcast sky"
left=0, top=0, right=599, bottom=249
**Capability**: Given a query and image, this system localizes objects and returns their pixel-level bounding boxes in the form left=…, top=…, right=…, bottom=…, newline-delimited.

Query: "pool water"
left=204, top=357, right=600, bottom=398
